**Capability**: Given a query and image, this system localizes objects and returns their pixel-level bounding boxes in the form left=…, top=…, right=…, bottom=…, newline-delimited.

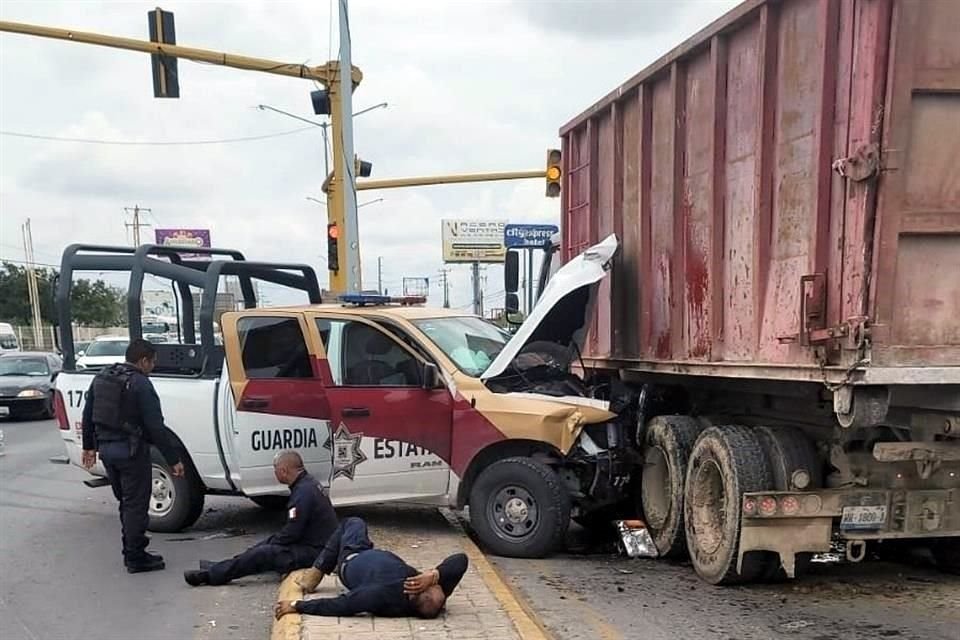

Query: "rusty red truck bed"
left=559, top=0, right=959, bottom=386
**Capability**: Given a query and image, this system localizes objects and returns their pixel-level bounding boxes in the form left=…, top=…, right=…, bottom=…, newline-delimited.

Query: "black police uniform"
left=203, top=471, right=338, bottom=585
left=81, top=362, right=181, bottom=569
left=296, top=517, right=468, bottom=617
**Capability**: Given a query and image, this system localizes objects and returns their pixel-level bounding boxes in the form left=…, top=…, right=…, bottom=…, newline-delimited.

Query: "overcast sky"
left=0, top=0, right=738, bottom=310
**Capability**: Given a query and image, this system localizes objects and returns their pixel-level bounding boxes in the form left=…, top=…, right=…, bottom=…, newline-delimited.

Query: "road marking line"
left=440, top=507, right=553, bottom=640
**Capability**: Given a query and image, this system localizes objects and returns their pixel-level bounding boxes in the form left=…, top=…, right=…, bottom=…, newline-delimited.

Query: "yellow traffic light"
left=545, top=148, right=561, bottom=198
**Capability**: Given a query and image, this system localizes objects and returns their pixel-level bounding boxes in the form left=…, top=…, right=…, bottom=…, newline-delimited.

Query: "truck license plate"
left=841, top=505, right=887, bottom=531
left=0, top=406, right=9, bottom=417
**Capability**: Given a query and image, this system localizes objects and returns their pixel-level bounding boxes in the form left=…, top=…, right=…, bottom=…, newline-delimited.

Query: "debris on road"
left=616, top=520, right=658, bottom=558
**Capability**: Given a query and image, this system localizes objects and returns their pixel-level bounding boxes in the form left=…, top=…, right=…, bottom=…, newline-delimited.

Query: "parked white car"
left=75, top=336, right=127, bottom=370
left=0, top=322, right=20, bottom=353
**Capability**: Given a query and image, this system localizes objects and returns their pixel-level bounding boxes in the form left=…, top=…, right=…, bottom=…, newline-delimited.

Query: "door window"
left=237, top=316, right=313, bottom=379
left=316, top=319, right=421, bottom=387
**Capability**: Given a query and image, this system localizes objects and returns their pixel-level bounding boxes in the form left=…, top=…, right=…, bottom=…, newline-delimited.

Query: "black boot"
left=126, top=553, right=165, bottom=574
left=198, top=559, right=214, bottom=570
left=184, top=570, right=210, bottom=586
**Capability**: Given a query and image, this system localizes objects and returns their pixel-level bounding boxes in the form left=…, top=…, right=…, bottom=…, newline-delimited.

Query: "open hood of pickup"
left=482, top=234, right=618, bottom=380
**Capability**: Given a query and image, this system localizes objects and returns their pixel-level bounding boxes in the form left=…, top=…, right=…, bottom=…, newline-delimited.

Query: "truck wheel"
left=684, top=425, right=773, bottom=585
left=249, top=495, right=288, bottom=510
left=931, top=539, right=960, bottom=575
left=755, top=426, right=821, bottom=581
left=469, top=456, right=570, bottom=558
left=640, top=415, right=703, bottom=558
left=148, top=447, right=205, bottom=533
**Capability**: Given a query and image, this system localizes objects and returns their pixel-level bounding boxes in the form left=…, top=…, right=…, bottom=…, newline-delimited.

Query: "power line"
left=0, top=126, right=317, bottom=146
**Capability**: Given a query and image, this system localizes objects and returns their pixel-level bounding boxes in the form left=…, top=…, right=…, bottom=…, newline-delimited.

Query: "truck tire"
left=148, top=447, right=205, bottom=533
left=469, top=456, right=570, bottom=558
left=249, top=495, right=288, bottom=510
left=684, top=425, right=773, bottom=585
left=640, top=415, right=703, bottom=558
left=931, top=539, right=960, bottom=575
left=755, top=426, right=821, bottom=580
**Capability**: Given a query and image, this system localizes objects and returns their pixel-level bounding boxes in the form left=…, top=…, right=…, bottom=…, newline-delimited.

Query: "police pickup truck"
left=53, top=239, right=629, bottom=558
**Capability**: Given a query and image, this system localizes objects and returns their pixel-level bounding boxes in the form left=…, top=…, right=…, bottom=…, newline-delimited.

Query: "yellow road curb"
left=440, top=508, right=553, bottom=640
left=271, top=568, right=308, bottom=640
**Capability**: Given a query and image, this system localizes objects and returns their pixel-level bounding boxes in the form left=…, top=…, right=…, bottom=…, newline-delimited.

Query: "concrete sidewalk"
left=273, top=505, right=547, bottom=640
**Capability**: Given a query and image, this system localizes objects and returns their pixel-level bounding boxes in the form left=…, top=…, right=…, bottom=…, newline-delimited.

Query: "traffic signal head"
left=545, top=148, right=561, bottom=198
left=311, top=89, right=331, bottom=115
left=327, top=223, right=339, bottom=272
left=355, top=156, right=373, bottom=178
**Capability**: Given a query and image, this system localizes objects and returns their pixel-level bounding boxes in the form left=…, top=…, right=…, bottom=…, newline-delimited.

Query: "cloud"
left=1, top=0, right=738, bottom=312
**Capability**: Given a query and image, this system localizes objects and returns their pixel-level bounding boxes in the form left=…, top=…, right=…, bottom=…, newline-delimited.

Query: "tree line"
left=0, top=262, right=125, bottom=327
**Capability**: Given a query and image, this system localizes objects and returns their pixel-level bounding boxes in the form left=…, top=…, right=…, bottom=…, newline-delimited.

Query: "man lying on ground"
left=274, top=516, right=468, bottom=619
left=184, top=451, right=338, bottom=586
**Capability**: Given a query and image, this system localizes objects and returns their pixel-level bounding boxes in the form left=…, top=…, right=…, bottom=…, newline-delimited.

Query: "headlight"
left=17, top=389, right=45, bottom=398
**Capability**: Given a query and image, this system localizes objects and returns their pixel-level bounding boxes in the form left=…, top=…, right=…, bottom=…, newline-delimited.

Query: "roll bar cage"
left=56, top=244, right=321, bottom=375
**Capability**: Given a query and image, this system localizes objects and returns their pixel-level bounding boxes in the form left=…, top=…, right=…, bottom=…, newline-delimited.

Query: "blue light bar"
left=338, top=294, right=427, bottom=307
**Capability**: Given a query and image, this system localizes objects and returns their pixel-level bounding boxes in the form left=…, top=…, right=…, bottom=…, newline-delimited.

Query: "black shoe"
left=199, top=559, right=214, bottom=570
left=184, top=570, right=210, bottom=586
left=144, top=551, right=165, bottom=564
left=126, top=556, right=165, bottom=574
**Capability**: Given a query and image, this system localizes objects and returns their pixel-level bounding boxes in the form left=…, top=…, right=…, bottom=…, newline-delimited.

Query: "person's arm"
left=81, top=381, right=96, bottom=451
left=294, top=584, right=398, bottom=617
left=436, top=553, right=468, bottom=596
left=403, top=553, right=468, bottom=596
left=134, top=379, right=180, bottom=465
left=269, top=489, right=314, bottom=547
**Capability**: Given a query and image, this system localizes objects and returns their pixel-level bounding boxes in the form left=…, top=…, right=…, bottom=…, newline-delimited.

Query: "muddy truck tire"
left=639, top=415, right=704, bottom=558
left=684, top=425, right=773, bottom=585
left=148, top=447, right=205, bottom=533
left=469, top=456, right=570, bottom=558
left=755, top=426, right=821, bottom=580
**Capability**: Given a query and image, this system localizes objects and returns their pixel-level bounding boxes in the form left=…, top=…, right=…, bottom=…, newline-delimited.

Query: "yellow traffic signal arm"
left=0, top=20, right=362, bottom=85
left=355, top=170, right=547, bottom=191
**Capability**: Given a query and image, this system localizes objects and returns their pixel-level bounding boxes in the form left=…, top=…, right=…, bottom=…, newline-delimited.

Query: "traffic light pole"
left=356, top=170, right=546, bottom=191
left=0, top=17, right=363, bottom=290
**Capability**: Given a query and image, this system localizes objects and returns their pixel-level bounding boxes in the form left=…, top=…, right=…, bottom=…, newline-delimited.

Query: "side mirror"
left=505, top=292, right=520, bottom=314
left=422, top=363, right=440, bottom=389
left=504, top=251, right=519, bottom=295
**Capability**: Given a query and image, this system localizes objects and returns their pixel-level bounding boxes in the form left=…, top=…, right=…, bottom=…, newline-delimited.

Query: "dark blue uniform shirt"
left=296, top=551, right=468, bottom=617
left=266, top=471, right=338, bottom=550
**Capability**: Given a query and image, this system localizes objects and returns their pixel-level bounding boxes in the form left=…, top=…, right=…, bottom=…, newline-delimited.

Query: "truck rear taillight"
left=53, top=389, right=70, bottom=431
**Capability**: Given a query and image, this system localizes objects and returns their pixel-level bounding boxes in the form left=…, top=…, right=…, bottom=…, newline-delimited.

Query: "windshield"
left=0, top=357, right=49, bottom=376
left=412, top=317, right=510, bottom=377
left=84, top=340, right=128, bottom=357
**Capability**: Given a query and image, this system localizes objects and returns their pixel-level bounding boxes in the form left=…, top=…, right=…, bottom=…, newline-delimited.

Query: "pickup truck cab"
left=54, top=238, right=630, bottom=557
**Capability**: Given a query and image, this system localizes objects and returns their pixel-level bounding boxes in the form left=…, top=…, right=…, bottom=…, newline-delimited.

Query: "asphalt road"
left=489, top=525, right=960, bottom=640
left=0, top=418, right=285, bottom=640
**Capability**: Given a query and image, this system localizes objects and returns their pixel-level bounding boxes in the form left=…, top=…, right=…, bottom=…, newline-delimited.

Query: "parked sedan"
left=0, top=352, right=62, bottom=420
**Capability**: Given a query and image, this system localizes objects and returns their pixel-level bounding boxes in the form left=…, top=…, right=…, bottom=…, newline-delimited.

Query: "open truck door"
left=220, top=311, right=334, bottom=495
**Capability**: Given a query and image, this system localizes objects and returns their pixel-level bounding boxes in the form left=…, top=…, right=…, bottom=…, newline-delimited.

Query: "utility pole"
left=471, top=262, right=482, bottom=316
left=124, top=205, right=152, bottom=246
left=377, top=256, right=383, bottom=294
left=438, top=268, right=451, bottom=309
left=333, top=0, right=361, bottom=294
left=21, top=219, right=43, bottom=348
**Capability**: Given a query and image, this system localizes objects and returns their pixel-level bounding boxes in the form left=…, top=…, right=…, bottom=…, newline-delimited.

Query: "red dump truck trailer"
left=546, top=0, right=958, bottom=583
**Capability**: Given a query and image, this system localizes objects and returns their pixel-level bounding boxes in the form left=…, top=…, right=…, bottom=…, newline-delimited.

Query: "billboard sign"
left=441, top=219, right=507, bottom=263
left=155, top=229, right=211, bottom=258
left=504, top=223, right=559, bottom=249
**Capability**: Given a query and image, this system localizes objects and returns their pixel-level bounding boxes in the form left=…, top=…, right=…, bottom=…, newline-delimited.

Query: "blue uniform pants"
left=313, top=517, right=374, bottom=587
left=207, top=542, right=318, bottom=585
left=99, top=440, right=152, bottom=563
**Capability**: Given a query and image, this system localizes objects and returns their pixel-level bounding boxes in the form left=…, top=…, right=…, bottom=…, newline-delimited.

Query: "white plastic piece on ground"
left=617, top=520, right=658, bottom=558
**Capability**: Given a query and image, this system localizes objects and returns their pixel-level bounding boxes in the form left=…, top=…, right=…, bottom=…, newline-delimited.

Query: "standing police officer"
left=81, top=338, right=184, bottom=574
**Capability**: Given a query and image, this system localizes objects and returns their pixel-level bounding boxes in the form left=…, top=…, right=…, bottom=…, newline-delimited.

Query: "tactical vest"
left=91, top=364, right=140, bottom=441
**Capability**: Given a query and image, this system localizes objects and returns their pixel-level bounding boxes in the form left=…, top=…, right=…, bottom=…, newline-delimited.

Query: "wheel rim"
left=487, top=484, right=540, bottom=543
left=151, top=464, right=176, bottom=517
left=689, top=459, right=726, bottom=556
left=641, top=446, right=671, bottom=530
